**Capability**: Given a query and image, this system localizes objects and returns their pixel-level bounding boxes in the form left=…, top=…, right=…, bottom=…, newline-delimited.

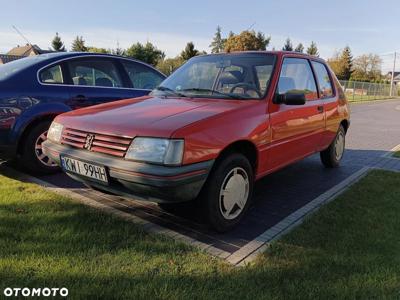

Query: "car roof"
left=197, top=50, right=326, bottom=63
left=36, top=51, right=156, bottom=66
left=0, top=52, right=165, bottom=81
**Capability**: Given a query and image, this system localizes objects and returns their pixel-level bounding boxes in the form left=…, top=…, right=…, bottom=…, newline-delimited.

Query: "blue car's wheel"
left=21, top=121, right=60, bottom=175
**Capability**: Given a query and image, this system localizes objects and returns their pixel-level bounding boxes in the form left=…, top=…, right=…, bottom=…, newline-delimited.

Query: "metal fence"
left=339, top=80, right=400, bottom=102
left=340, top=80, right=400, bottom=101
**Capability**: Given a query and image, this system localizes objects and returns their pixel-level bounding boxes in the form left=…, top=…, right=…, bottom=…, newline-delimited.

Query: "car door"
left=267, top=57, right=325, bottom=171
left=64, top=57, right=133, bottom=109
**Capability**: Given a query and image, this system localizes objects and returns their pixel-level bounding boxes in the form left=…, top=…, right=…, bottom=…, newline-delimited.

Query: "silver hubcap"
left=219, top=167, right=249, bottom=220
left=35, top=131, right=57, bottom=167
left=334, top=131, right=345, bottom=161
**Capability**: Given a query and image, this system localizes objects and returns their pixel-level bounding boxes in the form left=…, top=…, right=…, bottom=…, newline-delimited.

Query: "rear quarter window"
left=39, top=64, right=63, bottom=84
left=311, top=61, right=334, bottom=98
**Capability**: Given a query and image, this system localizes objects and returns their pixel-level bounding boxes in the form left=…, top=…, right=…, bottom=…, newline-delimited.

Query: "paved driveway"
left=6, top=99, right=400, bottom=255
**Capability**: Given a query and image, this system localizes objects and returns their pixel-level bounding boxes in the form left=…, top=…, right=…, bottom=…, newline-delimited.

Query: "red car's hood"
left=56, top=96, right=254, bottom=137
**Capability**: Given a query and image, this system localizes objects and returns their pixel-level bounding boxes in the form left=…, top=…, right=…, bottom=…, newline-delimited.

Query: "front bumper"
left=43, top=140, right=214, bottom=203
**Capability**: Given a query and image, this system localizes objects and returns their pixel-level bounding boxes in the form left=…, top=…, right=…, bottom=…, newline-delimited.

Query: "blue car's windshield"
left=152, top=53, right=276, bottom=100
left=0, top=54, right=51, bottom=81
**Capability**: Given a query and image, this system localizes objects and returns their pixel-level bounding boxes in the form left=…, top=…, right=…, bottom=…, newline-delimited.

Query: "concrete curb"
left=381, top=144, right=400, bottom=159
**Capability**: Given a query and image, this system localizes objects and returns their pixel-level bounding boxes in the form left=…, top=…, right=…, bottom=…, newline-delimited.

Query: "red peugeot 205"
left=43, top=51, right=350, bottom=232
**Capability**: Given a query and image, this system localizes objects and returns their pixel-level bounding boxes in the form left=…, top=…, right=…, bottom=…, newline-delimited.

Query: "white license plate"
left=60, top=156, right=108, bottom=183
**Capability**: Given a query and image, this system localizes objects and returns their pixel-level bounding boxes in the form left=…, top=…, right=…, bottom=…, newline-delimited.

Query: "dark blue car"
left=0, top=52, right=165, bottom=174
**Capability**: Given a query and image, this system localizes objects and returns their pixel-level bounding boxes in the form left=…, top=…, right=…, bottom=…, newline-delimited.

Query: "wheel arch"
left=340, top=119, right=349, bottom=133
left=16, top=113, right=58, bottom=155
left=214, top=140, right=258, bottom=174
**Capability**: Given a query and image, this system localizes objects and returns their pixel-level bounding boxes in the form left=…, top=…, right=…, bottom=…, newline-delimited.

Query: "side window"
left=67, top=59, right=123, bottom=88
left=277, top=58, right=318, bottom=101
left=311, top=61, right=334, bottom=98
left=121, top=61, right=164, bottom=89
left=39, top=64, right=63, bottom=84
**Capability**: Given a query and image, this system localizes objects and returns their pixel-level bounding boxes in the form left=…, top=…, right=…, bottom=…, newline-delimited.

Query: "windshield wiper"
left=180, top=88, right=248, bottom=99
left=154, top=86, right=187, bottom=97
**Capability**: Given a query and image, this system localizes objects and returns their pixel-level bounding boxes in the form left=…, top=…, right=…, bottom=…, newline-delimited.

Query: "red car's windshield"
left=152, top=53, right=276, bottom=100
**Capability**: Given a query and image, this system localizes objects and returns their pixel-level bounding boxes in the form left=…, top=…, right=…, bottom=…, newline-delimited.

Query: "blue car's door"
left=62, top=56, right=150, bottom=109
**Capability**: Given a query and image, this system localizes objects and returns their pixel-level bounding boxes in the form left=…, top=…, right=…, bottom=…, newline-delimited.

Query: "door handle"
left=72, top=95, right=87, bottom=102
left=317, top=105, right=324, bottom=113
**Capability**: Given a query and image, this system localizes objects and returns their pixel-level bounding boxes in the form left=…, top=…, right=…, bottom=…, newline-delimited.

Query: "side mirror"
left=275, top=93, right=306, bottom=105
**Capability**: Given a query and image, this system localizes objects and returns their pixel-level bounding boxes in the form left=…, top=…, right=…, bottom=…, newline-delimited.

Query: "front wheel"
left=20, top=121, right=60, bottom=175
left=320, top=125, right=346, bottom=168
left=199, top=153, right=254, bottom=232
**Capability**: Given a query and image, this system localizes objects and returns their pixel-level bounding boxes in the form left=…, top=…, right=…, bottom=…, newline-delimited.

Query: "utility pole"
left=390, top=51, right=397, bottom=97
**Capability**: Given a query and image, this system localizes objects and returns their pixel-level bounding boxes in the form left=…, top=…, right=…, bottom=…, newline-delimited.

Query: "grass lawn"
left=1, top=170, right=400, bottom=299
left=394, top=151, right=400, bottom=158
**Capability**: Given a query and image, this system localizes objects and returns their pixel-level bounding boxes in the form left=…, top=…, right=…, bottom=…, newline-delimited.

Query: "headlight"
left=47, top=122, right=64, bottom=143
left=125, top=137, right=184, bottom=165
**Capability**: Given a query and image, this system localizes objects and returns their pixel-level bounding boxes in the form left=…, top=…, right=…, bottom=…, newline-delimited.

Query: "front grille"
left=61, top=128, right=132, bottom=157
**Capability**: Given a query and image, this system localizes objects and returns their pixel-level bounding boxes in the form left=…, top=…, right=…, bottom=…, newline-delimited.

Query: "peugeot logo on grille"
left=84, top=134, right=95, bottom=150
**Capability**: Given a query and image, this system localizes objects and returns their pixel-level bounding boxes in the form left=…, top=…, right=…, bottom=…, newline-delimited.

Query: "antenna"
left=12, top=25, right=32, bottom=46
left=246, top=22, right=256, bottom=31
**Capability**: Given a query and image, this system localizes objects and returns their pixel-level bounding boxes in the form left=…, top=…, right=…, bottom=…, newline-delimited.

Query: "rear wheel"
left=199, top=153, right=254, bottom=232
left=20, top=121, right=60, bottom=175
left=320, top=125, right=346, bottom=168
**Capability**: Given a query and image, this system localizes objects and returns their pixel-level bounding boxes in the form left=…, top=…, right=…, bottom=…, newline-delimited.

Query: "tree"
left=327, top=47, right=353, bottom=80
left=51, top=32, right=65, bottom=51
left=327, top=51, right=343, bottom=78
left=224, top=30, right=270, bottom=52
left=340, top=46, right=353, bottom=80
left=306, top=41, right=319, bottom=56
left=210, top=26, right=226, bottom=53
left=87, top=47, right=110, bottom=54
left=125, top=42, right=165, bottom=66
left=351, top=54, right=382, bottom=82
left=282, top=38, right=293, bottom=51
left=112, top=45, right=125, bottom=56
left=256, top=31, right=270, bottom=50
left=294, top=43, right=304, bottom=53
left=156, top=56, right=185, bottom=75
left=110, top=41, right=125, bottom=56
left=71, top=36, right=87, bottom=52
left=181, top=42, right=200, bottom=60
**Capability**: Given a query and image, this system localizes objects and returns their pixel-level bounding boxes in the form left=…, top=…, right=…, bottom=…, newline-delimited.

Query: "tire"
left=199, top=153, right=254, bottom=232
left=320, top=125, right=346, bottom=168
left=20, top=121, right=60, bottom=175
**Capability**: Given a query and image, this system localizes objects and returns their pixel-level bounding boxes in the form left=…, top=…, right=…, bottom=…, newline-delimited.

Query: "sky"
left=0, top=0, right=398, bottom=72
